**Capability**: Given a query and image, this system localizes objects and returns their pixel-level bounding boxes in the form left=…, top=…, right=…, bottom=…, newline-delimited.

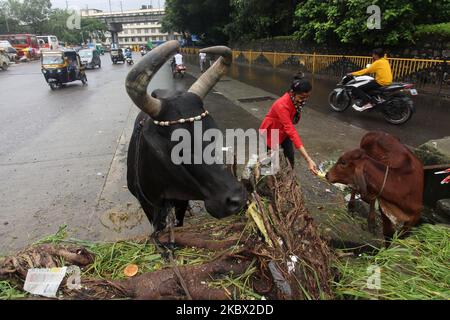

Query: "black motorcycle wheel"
left=49, top=83, right=58, bottom=90
left=329, top=89, right=351, bottom=112
left=81, top=74, right=88, bottom=85
left=382, top=96, right=413, bottom=125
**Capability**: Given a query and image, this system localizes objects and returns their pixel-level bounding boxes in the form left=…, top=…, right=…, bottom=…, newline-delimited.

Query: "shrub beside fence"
left=181, top=48, right=450, bottom=97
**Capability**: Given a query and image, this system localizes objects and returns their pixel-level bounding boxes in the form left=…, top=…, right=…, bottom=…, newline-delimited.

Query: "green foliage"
left=0, top=0, right=51, bottom=34
left=415, top=23, right=450, bottom=41
left=162, top=0, right=231, bottom=44
left=18, top=0, right=51, bottom=33
left=225, top=0, right=296, bottom=42
left=294, top=0, right=450, bottom=47
left=0, top=281, right=27, bottom=300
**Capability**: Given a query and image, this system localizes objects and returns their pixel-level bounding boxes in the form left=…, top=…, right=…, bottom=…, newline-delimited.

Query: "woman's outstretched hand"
left=308, top=159, right=319, bottom=176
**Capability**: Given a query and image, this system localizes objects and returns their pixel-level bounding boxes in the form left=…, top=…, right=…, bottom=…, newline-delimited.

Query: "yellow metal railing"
left=180, top=48, right=445, bottom=82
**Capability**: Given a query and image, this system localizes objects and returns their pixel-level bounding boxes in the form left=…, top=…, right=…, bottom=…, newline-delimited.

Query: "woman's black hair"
left=291, top=73, right=312, bottom=93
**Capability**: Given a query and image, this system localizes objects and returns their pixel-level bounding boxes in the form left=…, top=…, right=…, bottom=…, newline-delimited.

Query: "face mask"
left=290, top=94, right=306, bottom=124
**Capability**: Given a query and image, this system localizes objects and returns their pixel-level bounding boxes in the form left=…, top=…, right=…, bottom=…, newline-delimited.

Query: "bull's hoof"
left=347, top=200, right=356, bottom=213
left=161, top=241, right=178, bottom=251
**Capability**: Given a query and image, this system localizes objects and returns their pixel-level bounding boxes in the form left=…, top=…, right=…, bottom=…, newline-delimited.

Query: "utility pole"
left=108, top=0, right=112, bottom=13
left=120, top=1, right=123, bottom=13
left=65, top=0, right=69, bottom=10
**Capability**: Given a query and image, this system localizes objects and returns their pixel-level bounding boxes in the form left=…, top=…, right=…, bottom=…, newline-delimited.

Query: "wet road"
left=1, top=53, right=448, bottom=253
left=0, top=53, right=259, bottom=253
left=186, top=56, right=450, bottom=147
left=0, top=55, right=137, bottom=252
left=230, top=64, right=450, bottom=147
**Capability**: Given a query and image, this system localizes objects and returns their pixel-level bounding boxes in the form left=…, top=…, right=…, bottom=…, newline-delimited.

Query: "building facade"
left=118, top=21, right=182, bottom=46
left=80, top=8, right=182, bottom=47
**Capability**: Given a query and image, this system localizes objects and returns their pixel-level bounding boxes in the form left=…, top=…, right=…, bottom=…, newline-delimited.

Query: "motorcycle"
left=328, top=74, right=418, bottom=125
left=436, top=168, right=450, bottom=185
left=140, top=49, right=146, bottom=56
left=125, top=52, right=134, bottom=65
left=172, top=64, right=186, bottom=78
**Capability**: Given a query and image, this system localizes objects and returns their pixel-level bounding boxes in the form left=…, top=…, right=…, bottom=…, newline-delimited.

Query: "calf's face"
left=326, top=149, right=367, bottom=196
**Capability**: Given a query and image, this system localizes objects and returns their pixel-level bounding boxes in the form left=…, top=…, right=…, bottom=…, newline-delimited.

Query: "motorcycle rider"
left=125, top=47, right=134, bottom=63
left=259, top=74, right=318, bottom=175
left=171, top=50, right=184, bottom=72
left=125, top=47, right=132, bottom=58
left=350, top=48, right=393, bottom=111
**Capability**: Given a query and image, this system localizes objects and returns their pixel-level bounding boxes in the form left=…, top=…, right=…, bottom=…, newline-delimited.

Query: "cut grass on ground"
left=334, top=224, right=450, bottom=300
left=1, top=222, right=259, bottom=300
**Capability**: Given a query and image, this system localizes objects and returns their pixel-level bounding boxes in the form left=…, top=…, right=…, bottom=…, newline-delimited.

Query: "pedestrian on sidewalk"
left=199, top=51, right=207, bottom=72
left=259, top=74, right=319, bottom=175
left=209, top=53, right=216, bottom=67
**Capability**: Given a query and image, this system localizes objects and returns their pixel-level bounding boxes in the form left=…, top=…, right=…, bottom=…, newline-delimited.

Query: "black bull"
left=125, top=40, right=247, bottom=232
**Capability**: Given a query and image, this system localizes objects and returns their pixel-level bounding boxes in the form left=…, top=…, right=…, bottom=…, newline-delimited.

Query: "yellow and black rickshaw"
left=41, top=49, right=87, bottom=90
left=110, top=48, right=125, bottom=64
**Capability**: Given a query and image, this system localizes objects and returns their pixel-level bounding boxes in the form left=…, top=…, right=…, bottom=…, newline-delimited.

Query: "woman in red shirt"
left=260, top=76, right=318, bottom=175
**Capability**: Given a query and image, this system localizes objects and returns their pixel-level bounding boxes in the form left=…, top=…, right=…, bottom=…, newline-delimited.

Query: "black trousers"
left=352, top=80, right=382, bottom=105
left=268, top=138, right=295, bottom=168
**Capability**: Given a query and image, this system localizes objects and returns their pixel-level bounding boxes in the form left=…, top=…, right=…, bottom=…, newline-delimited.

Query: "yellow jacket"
left=352, top=57, right=393, bottom=86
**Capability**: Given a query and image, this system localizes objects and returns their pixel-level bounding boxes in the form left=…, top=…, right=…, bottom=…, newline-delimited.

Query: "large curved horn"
left=188, top=46, right=232, bottom=100
left=125, top=40, right=180, bottom=117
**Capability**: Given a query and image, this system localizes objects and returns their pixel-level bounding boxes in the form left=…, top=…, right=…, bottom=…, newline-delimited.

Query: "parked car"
left=78, top=49, right=101, bottom=69
left=0, top=41, right=17, bottom=62
left=0, top=49, right=10, bottom=70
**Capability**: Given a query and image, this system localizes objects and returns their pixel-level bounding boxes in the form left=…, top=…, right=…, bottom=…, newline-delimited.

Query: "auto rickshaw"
left=110, top=48, right=125, bottom=64
left=41, top=50, right=87, bottom=90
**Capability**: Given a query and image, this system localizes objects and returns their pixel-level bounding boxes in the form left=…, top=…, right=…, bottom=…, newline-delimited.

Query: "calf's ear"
left=354, top=163, right=367, bottom=197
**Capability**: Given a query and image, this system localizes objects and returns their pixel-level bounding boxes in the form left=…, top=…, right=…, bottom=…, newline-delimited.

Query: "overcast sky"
left=51, top=0, right=165, bottom=12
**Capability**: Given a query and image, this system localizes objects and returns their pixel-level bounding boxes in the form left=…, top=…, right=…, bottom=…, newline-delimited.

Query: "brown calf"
left=326, top=132, right=424, bottom=242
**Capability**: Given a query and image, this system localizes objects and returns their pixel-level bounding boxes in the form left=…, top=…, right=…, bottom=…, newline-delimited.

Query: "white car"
left=0, top=50, right=10, bottom=70
left=0, top=40, right=17, bottom=62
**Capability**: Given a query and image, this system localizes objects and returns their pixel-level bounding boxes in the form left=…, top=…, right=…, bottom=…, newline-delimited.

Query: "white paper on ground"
left=23, top=267, right=67, bottom=298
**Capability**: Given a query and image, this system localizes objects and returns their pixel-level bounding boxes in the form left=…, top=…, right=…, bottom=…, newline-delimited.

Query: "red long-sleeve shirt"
left=259, top=93, right=303, bottom=149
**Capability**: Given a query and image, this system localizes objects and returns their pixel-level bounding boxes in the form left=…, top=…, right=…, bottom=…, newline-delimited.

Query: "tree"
left=162, top=0, right=231, bottom=44
left=293, top=0, right=450, bottom=47
left=225, top=0, right=297, bottom=42
left=0, top=0, right=23, bottom=33
left=44, top=9, right=107, bottom=45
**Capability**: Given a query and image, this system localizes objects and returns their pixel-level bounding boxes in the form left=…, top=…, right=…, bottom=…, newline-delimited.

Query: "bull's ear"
left=354, top=163, right=367, bottom=197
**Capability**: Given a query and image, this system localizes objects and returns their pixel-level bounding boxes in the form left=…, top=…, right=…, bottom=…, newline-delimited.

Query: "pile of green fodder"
left=333, top=224, right=450, bottom=300
left=2, top=159, right=336, bottom=300
left=0, top=219, right=262, bottom=300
